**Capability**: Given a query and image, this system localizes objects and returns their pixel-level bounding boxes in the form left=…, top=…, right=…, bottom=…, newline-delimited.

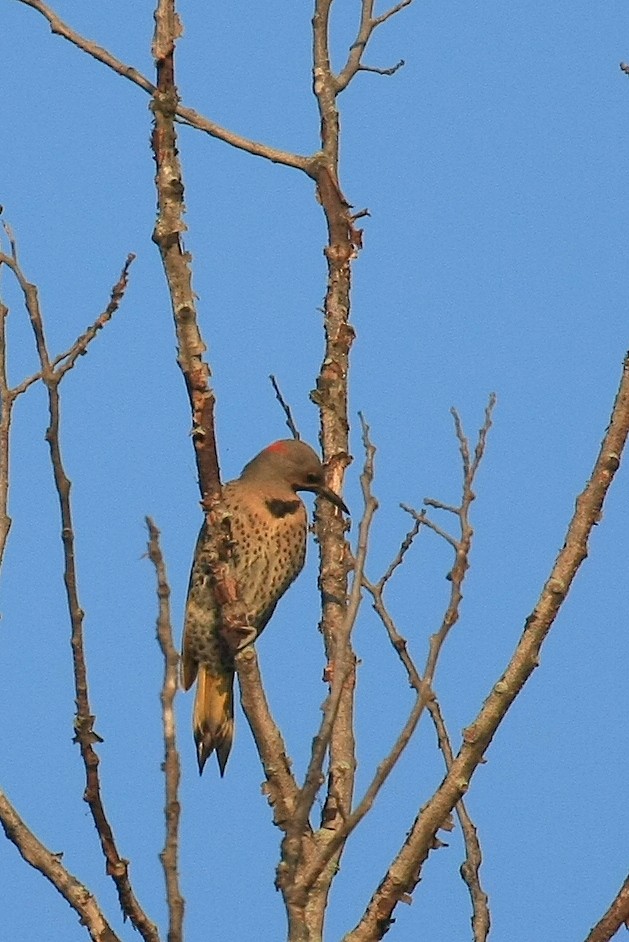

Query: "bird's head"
left=241, top=439, right=349, bottom=514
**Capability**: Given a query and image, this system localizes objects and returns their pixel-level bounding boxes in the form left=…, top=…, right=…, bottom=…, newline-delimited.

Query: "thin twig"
left=0, top=791, right=121, bottom=942
left=295, top=417, right=441, bottom=896
left=54, top=254, right=136, bottom=379
left=378, top=514, right=423, bottom=589
left=402, top=505, right=458, bottom=550
left=0, top=247, right=134, bottom=391
left=423, top=497, right=459, bottom=515
left=269, top=374, right=300, bottom=440
left=358, top=59, right=405, bottom=77
left=422, top=396, right=497, bottom=683
left=428, top=698, right=490, bottom=942
left=146, top=518, right=184, bottom=942
left=363, top=574, right=422, bottom=689
left=421, top=402, right=494, bottom=938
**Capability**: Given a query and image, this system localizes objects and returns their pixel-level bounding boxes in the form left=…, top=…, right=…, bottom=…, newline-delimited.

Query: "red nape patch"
left=266, top=441, right=288, bottom=453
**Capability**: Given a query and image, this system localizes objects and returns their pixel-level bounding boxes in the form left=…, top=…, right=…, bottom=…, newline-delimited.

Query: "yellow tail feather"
left=193, top=663, right=234, bottom=776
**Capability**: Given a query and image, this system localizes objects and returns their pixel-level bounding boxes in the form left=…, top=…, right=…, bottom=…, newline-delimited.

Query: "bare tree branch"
left=356, top=397, right=493, bottom=939
left=146, top=518, right=184, bottom=942
left=151, top=0, right=219, bottom=505
left=358, top=60, right=405, bottom=78
left=336, top=0, right=414, bottom=93
left=378, top=514, right=423, bottom=589
left=2, top=231, right=158, bottom=941
left=0, top=296, right=12, bottom=566
left=0, top=226, right=133, bottom=566
left=0, top=790, right=121, bottom=942
left=150, top=0, right=302, bottom=829
left=236, top=648, right=301, bottom=828
left=16, top=0, right=311, bottom=171
left=403, top=506, right=458, bottom=549
left=346, top=356, right=629, bottom=940
left=268, top=5, right=361, bottom=936
left=422, top=396, right=496, bottom=678
left=583, top=872, right=629, bottom=942
left=4, top=253, right=136, bottom=396
left=299, top=402, right=496, bottom=896
left=428, top=698, right=490, bottom=942
left=53, top=254, right=136, bottom=379
left=285, top=415, right=375, bottom=900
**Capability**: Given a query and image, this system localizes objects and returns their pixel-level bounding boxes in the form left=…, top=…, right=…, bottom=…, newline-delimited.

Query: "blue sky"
left=1, top=1, right=628, bottom=940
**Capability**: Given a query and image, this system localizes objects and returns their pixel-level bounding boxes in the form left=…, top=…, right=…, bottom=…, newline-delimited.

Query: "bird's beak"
left=315, top=485, right=349, bottom=516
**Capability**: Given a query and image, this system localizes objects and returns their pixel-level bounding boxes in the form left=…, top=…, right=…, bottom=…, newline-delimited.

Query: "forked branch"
left=346, top=354, right=629, bottom=940
left=299, top=403, right=495, bottom=899
left=0, top=791, right=121, bottom=942
left=336, top=0, right=414, bottom=92
left=0, top=226, right=156, bottom=938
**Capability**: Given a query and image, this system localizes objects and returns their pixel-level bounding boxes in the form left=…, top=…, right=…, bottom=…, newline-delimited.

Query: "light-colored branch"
left=151, top=0, right=219, bottom=502
left=16, top=0, right=310, bottom=171
left=346, top=355, right=629, bottom=940
left=150, top=0, right=300, bottom=817
left=301, top=417, right=376, bottom=814
left=336, top=0, right=414, bottom=93
left=421, top=396, right=496, bottom=682
left=146, top=518, right=184, bottom=942
left=344, top=400, right=494, bottom=940
left=0, top=297, right=12, bottom=567
left=583, top=872, right=629, bottom=942
left=235, top=648, right=301, bottom=829
left=0, top=791, right=121, bottom=942
left=277, top=419, right=368, bottom=939
left=428, top=698, right=490, bottom=942
left=401, top=393, right=495, bottom=941
left=403, top=507, right=458, bottom=549
left=300, top=403, right=495, bottom=895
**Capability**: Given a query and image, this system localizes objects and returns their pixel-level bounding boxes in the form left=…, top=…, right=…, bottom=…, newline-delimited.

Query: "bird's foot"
left=223, top=622, right=257, bottom=653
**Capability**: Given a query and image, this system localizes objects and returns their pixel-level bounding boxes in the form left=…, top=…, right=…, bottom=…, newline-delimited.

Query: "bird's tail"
left=192, top=663, right=234, bottom=776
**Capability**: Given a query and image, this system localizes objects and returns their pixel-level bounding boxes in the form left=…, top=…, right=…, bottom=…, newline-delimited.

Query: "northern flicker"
left=182, top=439, right=348, bottom=776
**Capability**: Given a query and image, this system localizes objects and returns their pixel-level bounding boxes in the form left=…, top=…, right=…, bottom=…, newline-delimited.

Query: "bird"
left=182, top=439, right=349, bottom=776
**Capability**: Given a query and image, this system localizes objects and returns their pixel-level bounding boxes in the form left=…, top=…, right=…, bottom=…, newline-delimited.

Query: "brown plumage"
left=182, top=439, right=348, bottom=775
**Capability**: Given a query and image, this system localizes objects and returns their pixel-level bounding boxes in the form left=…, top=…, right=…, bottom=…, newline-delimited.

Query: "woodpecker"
left=182, top=439, right=348, bottom=775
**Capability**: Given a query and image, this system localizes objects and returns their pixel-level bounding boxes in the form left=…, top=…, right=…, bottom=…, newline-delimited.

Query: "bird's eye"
left=306, top=472, right=320, bottom=484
